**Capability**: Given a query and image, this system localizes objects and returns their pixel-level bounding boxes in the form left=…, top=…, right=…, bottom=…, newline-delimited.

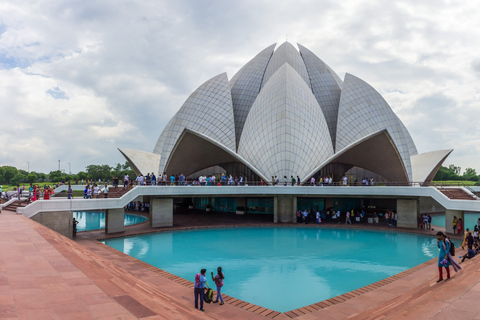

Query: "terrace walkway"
left=3, top=208, right=480, bottom=319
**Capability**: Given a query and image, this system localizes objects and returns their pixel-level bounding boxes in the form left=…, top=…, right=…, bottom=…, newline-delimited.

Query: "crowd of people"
left=0, top=184, right=58, bottom=202
left=114, top=172, right=381, bottom=187
left=295, top=208, right=398, bottom=226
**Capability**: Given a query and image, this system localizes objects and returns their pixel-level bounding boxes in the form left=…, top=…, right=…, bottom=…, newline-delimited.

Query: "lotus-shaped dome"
left=121, top=42, right=452, bottom=184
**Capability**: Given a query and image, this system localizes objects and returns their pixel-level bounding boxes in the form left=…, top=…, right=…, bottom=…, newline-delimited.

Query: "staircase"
left=2, top=200, right=27, bottom=213
left=438, top=187, right=477, bottom=200
left=107, top=186, right=133, bottom=198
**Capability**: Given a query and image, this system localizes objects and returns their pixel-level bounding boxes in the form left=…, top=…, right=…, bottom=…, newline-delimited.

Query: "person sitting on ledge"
left=461, top=247, right=475, bottom=263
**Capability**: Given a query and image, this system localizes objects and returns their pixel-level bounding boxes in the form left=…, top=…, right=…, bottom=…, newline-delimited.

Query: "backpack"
left=447, top=239, right=455, bottom=256
left=194, top=273, right=201, bottom=287
left=204, top=287, right=214, bottom=304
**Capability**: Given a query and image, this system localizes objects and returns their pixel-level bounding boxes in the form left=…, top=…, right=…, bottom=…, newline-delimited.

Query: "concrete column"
left=274, top=195, right=295, bottom=223
left=31, top=211, right=73, bottom=239
left=105, top=208, right=124, bottom=234
left=150, top=198, right=173, bottom=227
left=325, top=198, right=334, bottom=210
left=445, top=210, right=464, bottom=235
left=397, top=199, right=419, bottom=228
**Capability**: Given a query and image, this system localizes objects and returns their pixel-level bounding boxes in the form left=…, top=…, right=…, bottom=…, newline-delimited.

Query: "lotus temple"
left=119, top=42, right=452, bottom=186
left=5, top=42, right=480, bottom=320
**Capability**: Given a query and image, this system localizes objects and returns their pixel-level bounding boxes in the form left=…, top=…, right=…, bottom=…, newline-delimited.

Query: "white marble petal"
left=238, top=63, right=333, bottom=181
left=118, top=148, right=161, bottom=176
left=158, top=73, right=236, bottom=174
left=229, top=43, right=276, bottom=148
left=336, top=73, right=416, bottom=181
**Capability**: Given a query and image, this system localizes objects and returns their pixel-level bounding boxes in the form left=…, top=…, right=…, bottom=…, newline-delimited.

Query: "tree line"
left=433, top=164, right=479, bottom=182
left=0, top=162, right=136, bottom=185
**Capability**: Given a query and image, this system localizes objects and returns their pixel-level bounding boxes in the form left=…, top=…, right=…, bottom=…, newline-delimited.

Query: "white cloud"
left=0, top=0, right=479, bottom=175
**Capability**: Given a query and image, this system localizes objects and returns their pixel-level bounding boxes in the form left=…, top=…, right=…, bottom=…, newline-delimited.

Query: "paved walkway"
left=2, top=209, right=480, bottom=319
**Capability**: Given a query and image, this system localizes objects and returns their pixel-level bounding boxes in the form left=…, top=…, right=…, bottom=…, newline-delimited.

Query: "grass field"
left=432, top=180, right=478, bottom=186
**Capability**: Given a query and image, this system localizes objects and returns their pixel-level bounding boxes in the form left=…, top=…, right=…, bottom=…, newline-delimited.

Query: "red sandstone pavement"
left=1, top=209, right=480, bottom=319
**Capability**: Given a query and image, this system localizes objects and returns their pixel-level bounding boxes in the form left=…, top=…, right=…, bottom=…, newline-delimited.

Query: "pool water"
left=101, top=227, right=439, bottom=312
left=74, top=211, right=147, bottom=231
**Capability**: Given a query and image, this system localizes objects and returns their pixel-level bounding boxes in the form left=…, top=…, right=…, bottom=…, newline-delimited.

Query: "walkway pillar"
left=105, top=208, right=124, bottom=234
left=150, top=198, right=173, bottom=227
left=274, top=195, right=296, bottom=223
left=396, top=199, right=419, bottom=228
left=31, top=211, right=73, bottom=239
left=445, top=210, right=464, bottom=235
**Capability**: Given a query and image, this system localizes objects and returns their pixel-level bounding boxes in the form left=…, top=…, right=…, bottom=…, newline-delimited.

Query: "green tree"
left=77, top=171, right=87, bottom=180
left=462, top=168, right=479, bottom=181
left=10, top=173, right=26, bottom=185
left=27, top=173, right=38, bottom=184
left=86, top=164, right=112, bottom=181
left=36, top=172, right=47, bottom=181
left=434, top=165, right=459, bottom=181
left=448, top=164, right=461, bottom=176
left=2, top=166, right=18, bottom=184
left=49, top=170, right=63, bottom=183
left=0, top=167, right=5, bottom=184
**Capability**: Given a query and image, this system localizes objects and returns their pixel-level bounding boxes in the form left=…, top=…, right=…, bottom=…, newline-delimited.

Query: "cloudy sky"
left=1, top=0, right=479, bottom=175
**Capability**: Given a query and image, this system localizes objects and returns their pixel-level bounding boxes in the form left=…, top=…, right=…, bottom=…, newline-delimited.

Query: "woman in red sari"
left=44, top=187, right=50, bottom=200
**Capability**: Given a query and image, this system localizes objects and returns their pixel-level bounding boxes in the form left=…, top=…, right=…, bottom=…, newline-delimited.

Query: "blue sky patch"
left=46, top=87, right=68, bottom=100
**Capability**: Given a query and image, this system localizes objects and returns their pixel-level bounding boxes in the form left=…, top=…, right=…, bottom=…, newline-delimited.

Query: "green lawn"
left=432, top=180, right=478, bottom=186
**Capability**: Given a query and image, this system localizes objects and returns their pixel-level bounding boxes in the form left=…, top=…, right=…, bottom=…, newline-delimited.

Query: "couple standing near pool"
left=194, top=267, right=225, bottom=311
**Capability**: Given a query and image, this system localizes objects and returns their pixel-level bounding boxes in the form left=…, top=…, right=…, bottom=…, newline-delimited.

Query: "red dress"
left=44, top=190, right=50, bottom=200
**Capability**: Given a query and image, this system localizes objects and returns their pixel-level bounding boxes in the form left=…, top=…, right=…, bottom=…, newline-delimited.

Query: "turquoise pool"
left=101, top=227, right=439, bottom=312
left=74, top=211, right=147, bottom=232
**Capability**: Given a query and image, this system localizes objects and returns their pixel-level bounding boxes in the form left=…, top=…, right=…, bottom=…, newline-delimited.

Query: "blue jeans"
left=194, top=288, right=204, bottom=309
left=216, top=286, right=224, bottom=302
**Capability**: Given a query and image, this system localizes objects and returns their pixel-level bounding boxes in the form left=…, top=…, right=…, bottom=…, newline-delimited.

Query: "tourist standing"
left=452, top=216, right=458, bottom=234
left=123, top=173, right=129, bottom=189
left=151, top=172, right=156, bottom=186
left=73, top=218, right=79, bottom=237
left=345, top=211, right=352, bottom=224
left=67, top=184, right=73, bottom=200
left=211, top=267, right=225, bottom=305
left=436, top=231, right=451, bottom=282
left=104, top=184, right=109, bottom=198
left=194, top=269, right=207, bottom=311
left=457, top=218, right=463, bottom=235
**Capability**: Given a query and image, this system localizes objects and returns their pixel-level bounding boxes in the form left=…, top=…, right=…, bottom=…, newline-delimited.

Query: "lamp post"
left=27, top=162, right=29, bottom=173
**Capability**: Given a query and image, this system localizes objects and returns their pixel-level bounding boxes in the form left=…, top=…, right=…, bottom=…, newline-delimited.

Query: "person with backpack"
left=194, top=269, right=207, bottom=311
left=436, top=232, right=461, bottom=282
left=436, top=231, right=451, bottom=282
left=211, top=267, right=225, bottom=305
